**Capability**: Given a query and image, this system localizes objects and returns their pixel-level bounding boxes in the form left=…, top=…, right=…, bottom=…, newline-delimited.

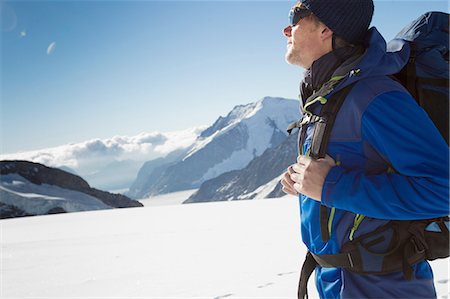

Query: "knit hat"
left=301, top=0, right=374, bottom=44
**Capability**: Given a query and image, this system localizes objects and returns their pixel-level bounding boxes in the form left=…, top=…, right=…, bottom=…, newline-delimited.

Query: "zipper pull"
left=349, top=214, right=365, bottom=241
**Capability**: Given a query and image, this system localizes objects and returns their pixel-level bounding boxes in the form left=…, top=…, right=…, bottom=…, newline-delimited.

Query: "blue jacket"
left=299, top=27, right=449, bottom=298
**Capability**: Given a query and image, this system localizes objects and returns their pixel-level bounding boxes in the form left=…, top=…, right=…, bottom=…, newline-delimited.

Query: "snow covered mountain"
left=128, top=97, right=300, bottom=199
left=185, top=134, right=298, bottom=203
left=0, top=160, right=143, bottom=219
left=125, top=149, right=188, bottom=199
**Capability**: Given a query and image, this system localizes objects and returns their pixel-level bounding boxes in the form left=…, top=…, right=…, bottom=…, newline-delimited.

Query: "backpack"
left=388, top=11, right=449, bottom=144
left=293, top=12, right=449, bottom=299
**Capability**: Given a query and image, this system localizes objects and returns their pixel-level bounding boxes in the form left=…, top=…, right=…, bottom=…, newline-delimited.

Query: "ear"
left=320, top=26, right=333, bottom=42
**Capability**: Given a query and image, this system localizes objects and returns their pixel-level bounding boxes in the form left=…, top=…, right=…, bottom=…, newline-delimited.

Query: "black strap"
left=294, top=83, right=357, bottom=244
left=417, top=77, right=450, bottom=87
left=310, top=84, right=356, bottom=241
left=287, top=120, right=303, bottom=136
left=311, top=252, right=356, bottom=269
left=310, top=83, right=356, bottom=160
left=320, top=205, right=330, bottom=242
left=297, top=250, right=355, bottom=299
left=298, top=123, right=308, bottom=156
left=298, top=252, right=318, bottom=299
left=406, top=43, right=418, bottom=100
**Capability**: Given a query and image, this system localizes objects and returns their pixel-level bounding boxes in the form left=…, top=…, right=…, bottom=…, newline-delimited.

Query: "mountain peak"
left=200, top=97, right=298, bottom=139
left=260, top=96, right=286, bottom=103
left=200, top=101, right=258, bottom=138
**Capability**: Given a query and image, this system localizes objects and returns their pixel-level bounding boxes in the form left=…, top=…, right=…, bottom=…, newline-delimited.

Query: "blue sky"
left=1, top=0, right=448, bottom=154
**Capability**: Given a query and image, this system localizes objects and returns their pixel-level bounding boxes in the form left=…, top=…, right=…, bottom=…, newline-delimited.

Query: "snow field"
left=1, top=197, right=448, bottom=298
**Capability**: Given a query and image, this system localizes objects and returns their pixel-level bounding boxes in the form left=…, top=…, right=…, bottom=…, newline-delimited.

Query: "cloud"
left=0, top=127, right=205, bottom=175
left=46, top=42, right=56, bottom=55
left=1, top=2, right=18, bottom=32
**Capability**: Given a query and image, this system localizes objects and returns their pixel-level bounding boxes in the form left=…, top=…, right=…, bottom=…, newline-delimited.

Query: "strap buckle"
left=286, top=114, right=326, bottom=135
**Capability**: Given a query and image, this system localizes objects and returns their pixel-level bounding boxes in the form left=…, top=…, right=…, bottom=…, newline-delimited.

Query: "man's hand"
left=286, top=155, right=336, bottom=201
left=281, top=165, right=299, bottom=196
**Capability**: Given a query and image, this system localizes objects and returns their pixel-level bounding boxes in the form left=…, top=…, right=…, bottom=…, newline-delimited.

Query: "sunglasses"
left=289, top=6, right=312, bottom=27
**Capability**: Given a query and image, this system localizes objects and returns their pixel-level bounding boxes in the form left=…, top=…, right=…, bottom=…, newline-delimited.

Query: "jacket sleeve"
left=321, top=90, right=449, bottom=220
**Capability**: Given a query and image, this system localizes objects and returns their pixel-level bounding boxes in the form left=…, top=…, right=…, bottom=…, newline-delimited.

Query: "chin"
left=285, top=57, right=303, bottom=68
left=285, top=53, right=296, bottom=65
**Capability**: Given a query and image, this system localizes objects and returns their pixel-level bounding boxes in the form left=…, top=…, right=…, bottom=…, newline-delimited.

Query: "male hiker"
left=280, top=0, right=449, bottom=298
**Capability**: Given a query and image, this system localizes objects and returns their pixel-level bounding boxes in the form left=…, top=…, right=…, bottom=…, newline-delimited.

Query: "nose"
left=283, top=25, right=292, bottom=37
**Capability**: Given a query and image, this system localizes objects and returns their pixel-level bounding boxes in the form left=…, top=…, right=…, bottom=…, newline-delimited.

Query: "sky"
left=1, top=0, right=449, bottom=154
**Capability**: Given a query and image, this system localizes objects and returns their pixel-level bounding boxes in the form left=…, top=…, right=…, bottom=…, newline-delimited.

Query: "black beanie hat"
left=301, top=0, right=374, bottom=44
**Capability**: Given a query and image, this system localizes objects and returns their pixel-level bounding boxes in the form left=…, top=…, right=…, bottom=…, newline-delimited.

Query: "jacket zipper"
left=328, top=207, right=336, bottom=237
left=349, top=214, right=365, bottom=240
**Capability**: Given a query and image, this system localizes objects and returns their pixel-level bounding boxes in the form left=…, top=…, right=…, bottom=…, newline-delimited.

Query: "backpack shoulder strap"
left=306, top=83, right=356, bottom=242
left=309, top=83, right=356, bottom=160
left=298, top=251, right=318, bottom=299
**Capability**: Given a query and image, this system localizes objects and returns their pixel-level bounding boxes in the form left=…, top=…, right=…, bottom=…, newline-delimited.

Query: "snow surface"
left=200, top=148, right=255, bottom=183
left=238, top=174, right=285, bottom=200
left=138, top=189, right=198, bottom=206
left=1, top=197, right=449, bottom=298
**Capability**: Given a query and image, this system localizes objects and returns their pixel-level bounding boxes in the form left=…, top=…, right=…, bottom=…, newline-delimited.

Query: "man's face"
left=284, top=5, right=329, bottom=69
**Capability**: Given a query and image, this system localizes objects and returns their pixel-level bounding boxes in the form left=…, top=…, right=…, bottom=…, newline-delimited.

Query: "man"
left=280, top=0, right=449, bottom=298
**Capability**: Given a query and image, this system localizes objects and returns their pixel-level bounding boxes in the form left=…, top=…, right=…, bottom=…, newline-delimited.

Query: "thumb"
left=323, top=154, right=336, bottom=166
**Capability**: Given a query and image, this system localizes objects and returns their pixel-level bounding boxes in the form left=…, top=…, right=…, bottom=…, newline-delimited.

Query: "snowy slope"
left=129, top=97, right=300, bottom=198
left=187, top=97, right=299, bottom=182
left=0, top=174, right=112, bottom=215
left=2, top=197, right=449, bottom=298
left=0, top=161, right=142, bottom=218
left=187, top=133, right=297, bottom=203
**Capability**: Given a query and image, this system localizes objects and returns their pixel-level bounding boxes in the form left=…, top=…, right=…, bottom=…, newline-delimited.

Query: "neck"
left=300, top=45, right=363, bottom=102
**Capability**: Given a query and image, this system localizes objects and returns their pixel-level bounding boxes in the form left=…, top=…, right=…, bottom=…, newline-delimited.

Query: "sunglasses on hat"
left=289, top=6, right=312, bottom=27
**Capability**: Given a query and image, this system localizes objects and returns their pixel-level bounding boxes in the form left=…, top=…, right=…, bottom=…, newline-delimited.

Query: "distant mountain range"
left=0, top=160, right=142, bottom=219
left=127, top=97, right=300, bottom=199
left=1, top=97, right=301, bottom=213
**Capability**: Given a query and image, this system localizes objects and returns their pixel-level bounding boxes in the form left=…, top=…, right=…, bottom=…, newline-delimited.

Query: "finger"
left=281, top=176, right=293, bottom=189
left=290, top=172, right=302, bottom=183
left=297, top=155, right=311, bottom=165
left=293, top=182, right=303, bottom=193
left=292, top=163, right=304, bottom=174
left=283, top=172, right=295, bottom=186
left=280, top=179, right=295, bottom=191
left=287, top=165, right=295, bottom=175
left=324, top=154, right=336, bottom=166
left=280, top=177, right=297, bottom=193
left=317, top=154, right=335, bottom=165
left=282, top=186, right=298, bottom=196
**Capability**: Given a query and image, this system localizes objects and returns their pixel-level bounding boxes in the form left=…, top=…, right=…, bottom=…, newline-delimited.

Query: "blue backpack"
left=388, top=11, right=449, bottom=143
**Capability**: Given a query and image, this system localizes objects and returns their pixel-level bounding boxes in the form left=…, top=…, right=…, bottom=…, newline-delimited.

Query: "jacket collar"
left=300, top=45, right=364, bottom=105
